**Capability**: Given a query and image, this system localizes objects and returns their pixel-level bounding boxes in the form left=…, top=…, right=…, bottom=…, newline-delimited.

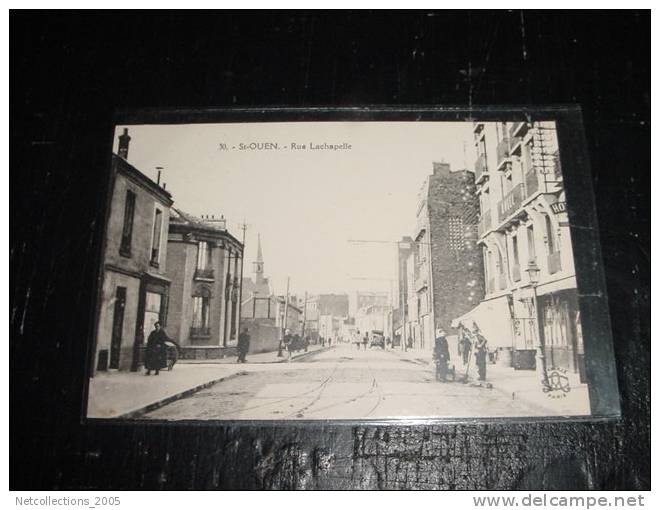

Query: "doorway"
left=109, top=286, right=127, bottom=369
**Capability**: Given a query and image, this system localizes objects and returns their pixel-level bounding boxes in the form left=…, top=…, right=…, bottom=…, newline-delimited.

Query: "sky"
left=113, top=122, right=476, bottom=306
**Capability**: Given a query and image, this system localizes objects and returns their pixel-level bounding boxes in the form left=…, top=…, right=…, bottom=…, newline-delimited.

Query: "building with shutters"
left=93, top=129, right=173, bottom=373
left=453, top=121, right=585, bottom=383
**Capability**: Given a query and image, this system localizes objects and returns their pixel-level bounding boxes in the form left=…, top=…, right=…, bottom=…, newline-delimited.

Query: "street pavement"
left=142, top=343, right=550, bottom=420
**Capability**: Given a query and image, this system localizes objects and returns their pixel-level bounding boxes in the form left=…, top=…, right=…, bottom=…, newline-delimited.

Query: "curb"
left=119, top=371, right=246, bottom=419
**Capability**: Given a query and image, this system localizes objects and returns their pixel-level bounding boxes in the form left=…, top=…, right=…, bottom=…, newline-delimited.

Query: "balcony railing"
left=548, top=251, right=562, bottom=275
left=496, top=138, right=510, bottom=169
left=477, top=209, right=491, bottom=238
left=194, top=267, right=215, bottom=280
left=498, top=183, right=525, bottom=223
left=474, top=154, right=488, bottom=184
left=190, top=326, right=211, bottom=338
left=509, top=121, right=528, bottom=139
left=511, top=263, right=521, bottom=282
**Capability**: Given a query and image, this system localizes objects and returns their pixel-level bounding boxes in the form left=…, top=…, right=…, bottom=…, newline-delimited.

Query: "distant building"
left=239, top=236, right=302, bottom=351
left=356, top=291, right=389, bottom=310
left=241, top=234, right=271, bottom=298
left=93, top=129, right=173, bottom=373
left=165, top=208, right=244, bottom=359
left=405, top=162, right=484, bottom=351
left=241, top=294, right=303, bottom=352
left=303, top=294, right=349, bottom=340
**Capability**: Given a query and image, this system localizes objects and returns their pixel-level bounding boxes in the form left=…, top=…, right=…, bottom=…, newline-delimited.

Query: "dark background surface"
left=11, top=11, right=650, bottom=489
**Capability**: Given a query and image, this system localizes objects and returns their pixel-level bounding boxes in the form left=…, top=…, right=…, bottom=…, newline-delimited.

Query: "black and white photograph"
left=87, top=119, right=605, bottom=421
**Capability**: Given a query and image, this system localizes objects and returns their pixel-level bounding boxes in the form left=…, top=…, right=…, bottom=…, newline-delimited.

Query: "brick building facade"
left=403, top=162, right=484, bottom=351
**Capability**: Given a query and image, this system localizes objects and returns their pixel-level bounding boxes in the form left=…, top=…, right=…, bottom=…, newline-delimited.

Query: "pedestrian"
left=457, top=322, right=472, bottom=366
left=362, top=332, right=368, bottom=350
left=473, top=324, right=488, bottom=381
left=237, top=326, right=250, bottom=363
left=321, top=336, right=326, bottom=347
left=328, top=336, right=332, bottom=347
left=283, top=329, right=293, bottom=360
left=145, top=321, right=168, bottom=376
left=433, top=328, right=451, bottom=382
left=355, top=330, right=361, bottom=350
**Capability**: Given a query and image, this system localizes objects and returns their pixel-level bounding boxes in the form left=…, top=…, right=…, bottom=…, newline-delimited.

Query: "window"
left=544, top=214, right=555, bottom=254
left=191, top=295, right=210, bottom=334
left=448, top=216, right=465, bottom=252
left=527, top=225, right=536, bottom=262
left=143, top=291, right=162, bottom=335
left=150, top=208, right=163, bottom=265
left=512, top=235, right=520, bottom=266
left=197, top=241, right=212, bottom=269
left=119, top=190, right=136, bottom=256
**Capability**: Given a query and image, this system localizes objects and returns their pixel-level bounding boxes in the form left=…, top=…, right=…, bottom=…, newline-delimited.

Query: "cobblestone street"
left=143, top=343, right=545, bottom=420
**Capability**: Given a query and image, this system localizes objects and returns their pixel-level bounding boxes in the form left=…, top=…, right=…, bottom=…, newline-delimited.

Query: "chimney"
left=118, top=128, right=131, bottom=159
left=432, top=162, right=451, bottom=176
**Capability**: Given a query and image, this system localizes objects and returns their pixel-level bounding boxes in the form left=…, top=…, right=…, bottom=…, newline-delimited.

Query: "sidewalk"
left=387, top=347, right=591, bottom=416
left=178, top=343, right=327, bottom=364
left=87, top=345, right=330, bottom=419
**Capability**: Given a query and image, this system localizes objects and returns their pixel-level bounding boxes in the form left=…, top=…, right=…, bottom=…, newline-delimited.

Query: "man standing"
left=457, top=323, right=472, bottom=366
left=473, top=324, right=488, bottom=381
left=145, top=322, right=168, bottom=376
left=237, top=326, right=250, bottom=363
left=433, top=328, right=451, bottom=382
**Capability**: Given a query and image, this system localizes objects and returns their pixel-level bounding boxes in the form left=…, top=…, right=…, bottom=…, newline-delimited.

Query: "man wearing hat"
left=433, top=327, right=451, bottom=382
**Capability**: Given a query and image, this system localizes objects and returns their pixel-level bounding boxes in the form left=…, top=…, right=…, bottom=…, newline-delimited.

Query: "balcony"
left=496, top=138, right=510, bottom=170
left=190, top=326, right=211, bottom=338
left=474, top=154, right=488, bottom=184
left=548, top=251, right=562, bottom=275
left=498, top=183, right=525, bottom=223
left=509, top=121, right=529, bottom=139
left=511, top=263, right=521, bottom=282
left=194, top=267, right=215, bottom=280
left=477, top=209, right=491, bottom=238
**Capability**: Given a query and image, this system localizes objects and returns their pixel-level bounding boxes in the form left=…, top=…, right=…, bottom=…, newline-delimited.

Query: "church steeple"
left=253, top=234, right=264, bottom=284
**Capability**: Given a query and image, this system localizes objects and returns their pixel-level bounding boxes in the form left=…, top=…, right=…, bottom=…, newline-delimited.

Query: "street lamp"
left=525, top=260, right=549, bottom=389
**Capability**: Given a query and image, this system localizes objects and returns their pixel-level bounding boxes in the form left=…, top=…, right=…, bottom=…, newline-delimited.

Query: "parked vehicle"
left=369, top=331, right=385, bottom=349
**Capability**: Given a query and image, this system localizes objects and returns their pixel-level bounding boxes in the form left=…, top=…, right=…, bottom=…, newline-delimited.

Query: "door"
left=109, top=287, right=127, bottom=369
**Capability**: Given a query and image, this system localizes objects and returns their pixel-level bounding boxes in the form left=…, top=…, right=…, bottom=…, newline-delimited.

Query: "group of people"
left=432, top=323, right=489, bottom=382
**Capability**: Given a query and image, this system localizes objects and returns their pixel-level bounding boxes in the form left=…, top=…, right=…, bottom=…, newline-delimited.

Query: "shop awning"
left=451, top=295, right=515, bottom=349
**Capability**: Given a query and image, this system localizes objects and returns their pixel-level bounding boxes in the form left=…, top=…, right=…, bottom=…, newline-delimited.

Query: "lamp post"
left=525, top=260, right=549, bottom=389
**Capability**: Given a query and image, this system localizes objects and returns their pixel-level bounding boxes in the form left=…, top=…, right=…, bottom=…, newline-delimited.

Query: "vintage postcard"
left=85, top=115, right=617, bottom=421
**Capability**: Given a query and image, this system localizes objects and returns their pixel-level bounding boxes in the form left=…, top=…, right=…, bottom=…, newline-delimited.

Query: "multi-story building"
left=355, top=291, right=389, bottom=310
left=93, top=129, right=173, bottom=373
left=303, top=293, right=349, bottom=341
left=165, top=209, right=244, bottom=359
left=239, top=236, right=303, bottom=351
left=404, top=162, right=484, bottom=351
left=460, top=120, right=584, bottom=381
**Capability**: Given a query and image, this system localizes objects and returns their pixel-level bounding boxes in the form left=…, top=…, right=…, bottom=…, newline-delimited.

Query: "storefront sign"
left=550, top=201, right=567, bottom=214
